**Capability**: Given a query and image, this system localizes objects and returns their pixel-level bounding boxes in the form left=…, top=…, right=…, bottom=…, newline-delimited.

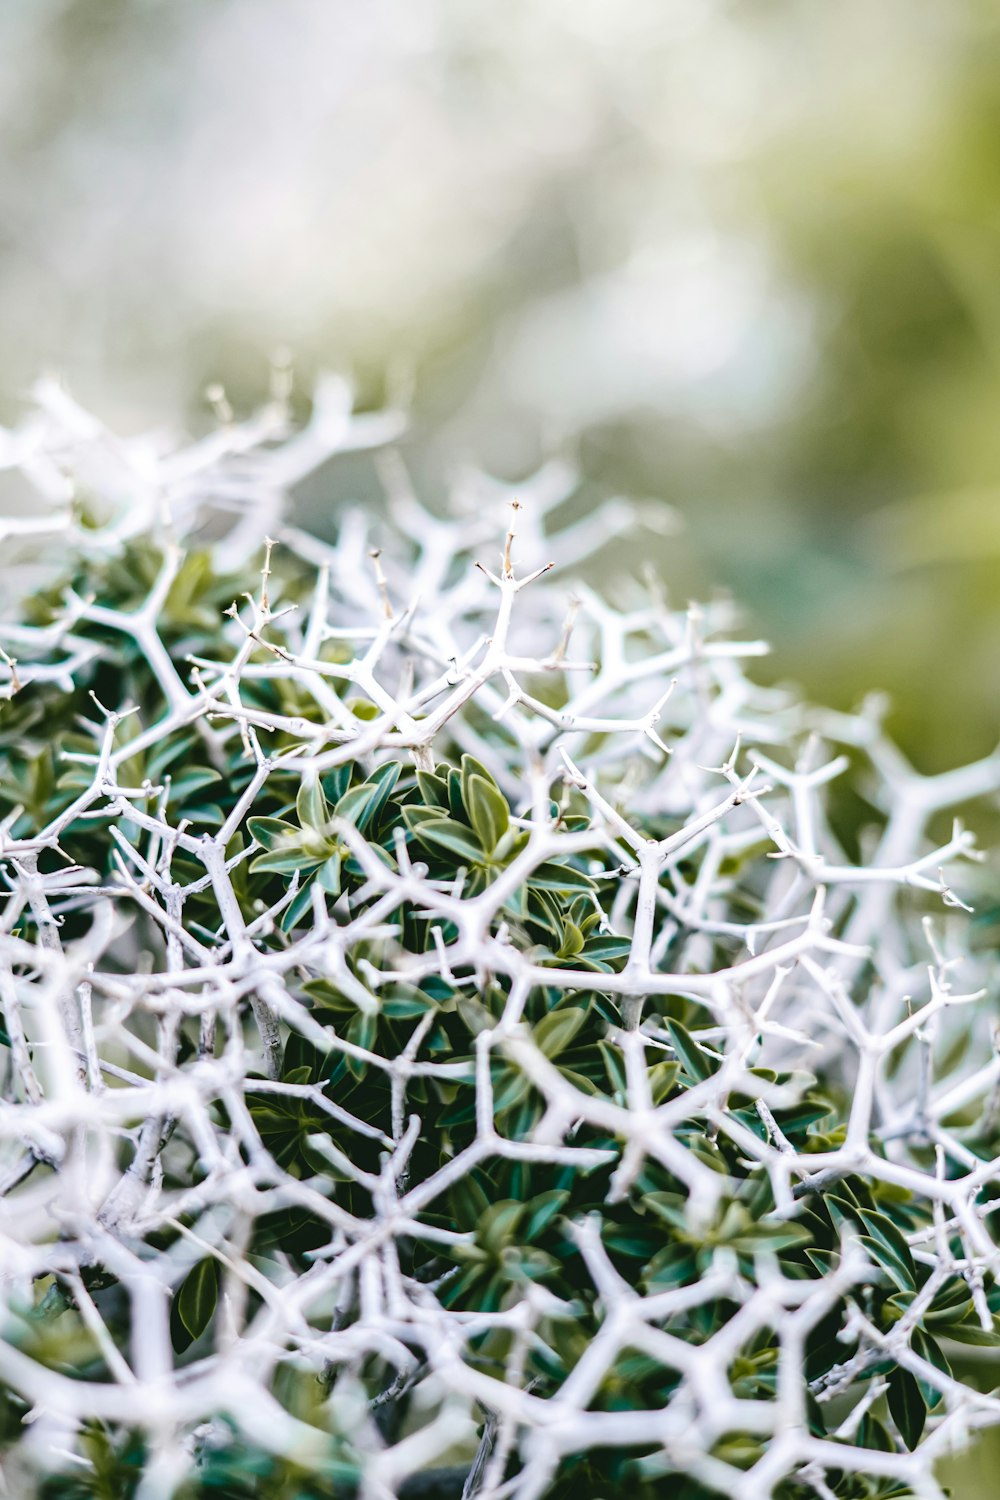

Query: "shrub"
left=1, top=384, right=1000, bottom=1499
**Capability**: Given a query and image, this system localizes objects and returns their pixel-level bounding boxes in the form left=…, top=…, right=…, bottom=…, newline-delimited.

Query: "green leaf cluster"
left=2, top=536, right=998, bottom=1500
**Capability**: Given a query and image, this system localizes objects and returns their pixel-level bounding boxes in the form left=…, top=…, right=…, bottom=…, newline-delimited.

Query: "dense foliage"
left=1, top=394, right=1000, bottom=1500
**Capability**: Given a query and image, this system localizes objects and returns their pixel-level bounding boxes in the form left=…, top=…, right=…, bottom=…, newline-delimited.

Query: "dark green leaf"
left=525, top=1190, right=569, bottom=1240
left=887, top=1366, right=925, bottom=1449
left=280, top=878, right=316, bottom=931
left=173, top=1258, right=219, bottom=1349
left=911, top=1326, right=950, bottom=1410
left=858, top=1209, right=917, bottom=1291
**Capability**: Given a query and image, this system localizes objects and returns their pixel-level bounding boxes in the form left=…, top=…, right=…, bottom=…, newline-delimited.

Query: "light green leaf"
left=464, top=772, right=509, bottom=852
left=250, top=846, right=320, bottom=875
left=556, top=921, right=585, bottom=959
left=730, top=1221, right=812, bottom=1254
left=932, top=1318, right=1000, bottom=1346
left=296, top=777, right=329, bottom=831
left=479, top=1200, right=524, bottom=1255
left=247, top=816, right=298, bottom=851
left=402, top=809, right=484, bottom=863
left=534, top=1006, right=587, bottom=1058
left=416, top=769, right=449, bottom=809
left=460, top=752, right=501, bottom=811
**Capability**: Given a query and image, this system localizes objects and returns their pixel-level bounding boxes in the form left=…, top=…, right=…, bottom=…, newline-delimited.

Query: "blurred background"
left=2, top=0, right=1000, bottom=771
left=2, top=1, right=1000, bottom=1487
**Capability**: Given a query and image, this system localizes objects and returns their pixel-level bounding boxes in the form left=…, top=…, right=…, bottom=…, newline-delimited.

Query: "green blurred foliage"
left=5, top=3, right=1000, bottom=773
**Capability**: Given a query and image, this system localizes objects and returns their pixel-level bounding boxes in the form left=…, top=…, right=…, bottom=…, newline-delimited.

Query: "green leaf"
left=858, top=1209, right=917, bottom=1292
left=533, top=1006, right=587, bottom=1058
left=857, top=1236, right=912, bottom=1294
left=167, top=767, right=223, bottom=800
left=556, top=921, right=585, bottom=960
left=334, top=781, right=381, bottom=833
left=173, top=1258, right=219, bottom=1349
left=148, top=731, right=197, bottom=780
left=856, top=1412, right=894, bottom=1453
left=805, top=1390, right=827, bottom=1439
left=335, top=761, right=400, bottom=833
left=599, top=1039, right=627, bottom=1097
left=648, top=1060, right=680, bottom=1104
left=583, top=936, right=633, bottom=962
left=247, top=816, right=298, bottom=851
left=556, top=1066, right=600, bottom=1095
left=415, top=769, right=449, bottom=809
left=911, top=1327, right=950, bottom=1410
left=382, top=989, right=433, bottom=1020
left=492, top=1067, right=533, bottom=1114
left=321, top=764, right=353, bottom=803
left=464, top=772, right=509, bottom=852
left=603, top=1225, right=661, bottom=1259
left=527, top=861, right=595, bottom=893
left=302, top=977, right=356, bottom=1012
left=666, top=1019, right=717, bottom=1082
left=805, top=1248, right=840, bottom=1276
left=296, top=777, right=329, bottom=831
left=932, top=1318, right=1000, bottom=1346
left=520, top=885, right=564, bottom=935
left=887, top=1366, right=925, bottom=1450
left=643, top=1192, right=689, bottom=1230
left=824, top=1194, right=857, bottom=1233
left=280, top=879, right=316, bottom=932
left=346, top=1010, right=376, bottom=1077
left=925, top=1275, right=973, bottom=1326
left=479, top=1200, right=524, bottom=1255
left=402, top=809, right=484, bottom=863
left=317, top=853, right=342, bottom=894
left=445, top=768, right=465, bottom=820
left=777, top=1100, right=832, bottom=1135
left=460, top=753, right=501, bottom=810
left=347, top=697, right=379, bottom=721
left=250, top=845, right=320, bottom=875
left=525, top=1190, right=569, bottom=1240
left=730, top=1220, right=812, bottom=1255
left=450, top=1174, right=492, bottom=1232
left=282, top=1064, right=312, bottom=1087
left=643, top=1243, right=698, bottom=1289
